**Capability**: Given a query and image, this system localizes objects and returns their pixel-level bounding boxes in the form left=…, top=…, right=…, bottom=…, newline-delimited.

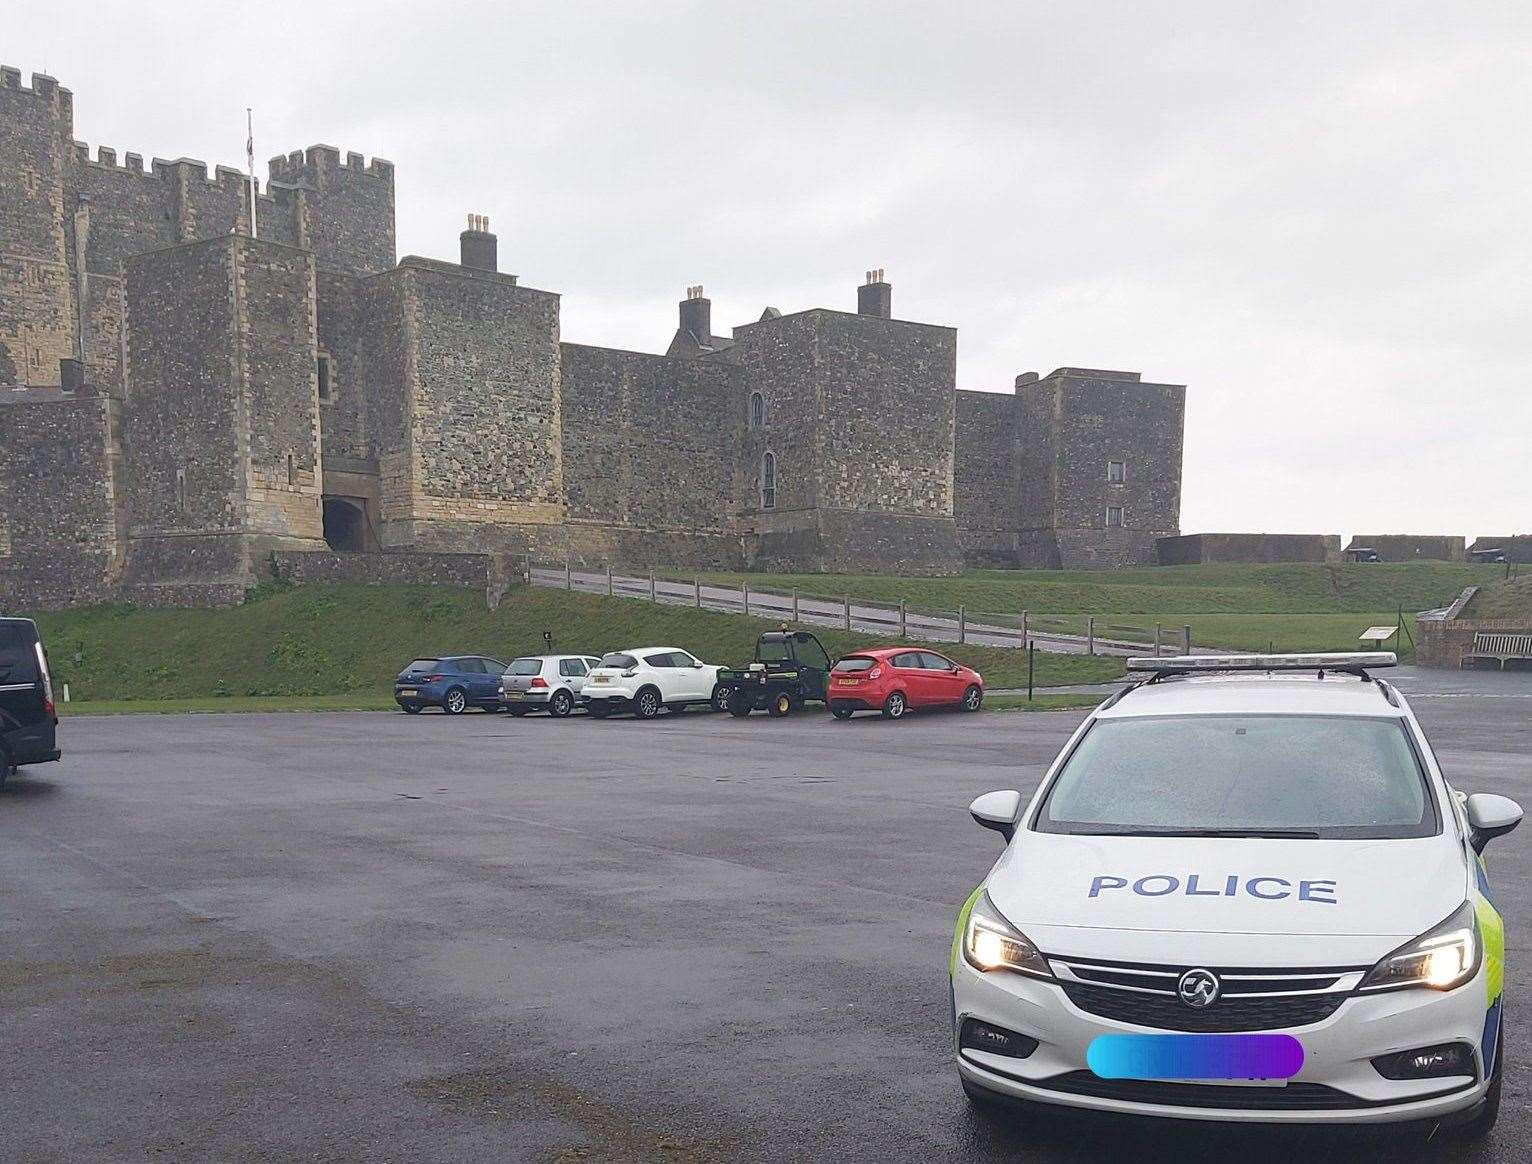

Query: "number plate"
left=836, top=678, right=859, bottom=686
left=398, top=689, right=418, bottom=697
left=592, top=675, right=609, bottom=683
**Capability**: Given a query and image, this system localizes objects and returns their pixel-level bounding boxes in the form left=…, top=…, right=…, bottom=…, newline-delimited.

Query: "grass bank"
left=30, top=583, right=1122, bottom=708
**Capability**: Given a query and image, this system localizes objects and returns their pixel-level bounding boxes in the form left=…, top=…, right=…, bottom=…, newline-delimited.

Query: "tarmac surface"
left=4, top=669, right=1531, bottom=1162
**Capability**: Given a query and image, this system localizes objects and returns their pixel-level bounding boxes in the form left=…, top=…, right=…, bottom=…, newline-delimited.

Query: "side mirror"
left=1465, top=793, right=1523, bottom=852
left=970, top=790, right=1022, bottom=841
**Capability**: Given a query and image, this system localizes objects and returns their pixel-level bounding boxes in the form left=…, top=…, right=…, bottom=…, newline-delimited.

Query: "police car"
left=952, top=653, right=1518, bottom=1134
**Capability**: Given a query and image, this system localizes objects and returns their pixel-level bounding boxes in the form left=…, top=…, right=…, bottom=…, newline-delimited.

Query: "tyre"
left=961, top=685, right=983, bottom=713
left=831, top=705, right=854, bottom=720
left=633, top=687, right=662, bottom=720
left=443, top=687, right=468, bottom=715
left=710, top=684, right=731, bottom=713
left=402, top=704, right=422, bottom=715
left=728, top=691, right=753, bottom=718
left=588, top=704, right=612, bottom=719
left=0, top=748, right=12, bottom=787
left=1455, top=1014, right=1503, bottom=1139
left=549, top=689, right=574, bottom=718
left=507, top=706, right=529, bottom=717
left=768, top=692, right=794, bottom=717
left=882, top=691, right=907, bottom=719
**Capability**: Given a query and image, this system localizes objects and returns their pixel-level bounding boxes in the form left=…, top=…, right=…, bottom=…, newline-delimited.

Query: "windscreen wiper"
left=1090, top=827, right=1322, bottom=839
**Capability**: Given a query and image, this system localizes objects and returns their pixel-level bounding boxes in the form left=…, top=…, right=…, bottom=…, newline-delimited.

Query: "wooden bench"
left=1463, top=632, right=1532, bottom=670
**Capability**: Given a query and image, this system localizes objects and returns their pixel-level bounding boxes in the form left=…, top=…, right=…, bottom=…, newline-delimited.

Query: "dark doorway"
left=322, top=497, right=369, bottom=552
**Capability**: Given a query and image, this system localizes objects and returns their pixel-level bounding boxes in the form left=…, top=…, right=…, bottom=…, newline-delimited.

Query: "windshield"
left=506, top=658, right=542, bottom=675
left=832, top=656, right=877, bottom=673
left=1035, top=715, right=1437, bottom=840
left=599, top=653, right=638, bottom=669
left=758, top=639, right=791, bottom=663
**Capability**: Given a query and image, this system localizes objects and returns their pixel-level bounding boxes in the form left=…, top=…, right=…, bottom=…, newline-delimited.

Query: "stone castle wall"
left=1156, top=533, right=1342, bottom=565
left=1346, top=535, right=1466, bottom=562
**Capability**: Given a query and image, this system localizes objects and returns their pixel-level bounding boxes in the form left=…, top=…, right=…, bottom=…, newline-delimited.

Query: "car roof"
left=845, top=646, right=938, bottom=658
left=618, top=646, right=684, bottom=655
left=1097, top=673, right=1405, bottom=720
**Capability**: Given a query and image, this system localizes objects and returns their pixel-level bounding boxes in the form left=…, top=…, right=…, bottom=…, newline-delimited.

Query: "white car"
left=498, top=655, right=603, bottom=717
left=952, top=653, right=1518, bottom=1135
left=581, top=647, right=728, bottom=720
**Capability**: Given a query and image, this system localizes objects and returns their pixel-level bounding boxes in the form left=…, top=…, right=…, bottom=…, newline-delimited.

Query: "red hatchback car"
left=827, top=647, right=984, bottom=719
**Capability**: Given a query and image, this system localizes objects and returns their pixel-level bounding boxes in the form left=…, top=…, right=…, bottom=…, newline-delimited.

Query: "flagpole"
left=246, top=107, right=258, bottom=240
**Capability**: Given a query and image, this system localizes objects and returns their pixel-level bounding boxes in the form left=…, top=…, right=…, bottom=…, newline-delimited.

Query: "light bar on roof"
left=1125, top=652, right=1398, bottom=673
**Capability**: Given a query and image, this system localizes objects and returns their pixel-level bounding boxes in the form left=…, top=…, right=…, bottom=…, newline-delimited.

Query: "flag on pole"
left=246, top=108, right=258, bottom=239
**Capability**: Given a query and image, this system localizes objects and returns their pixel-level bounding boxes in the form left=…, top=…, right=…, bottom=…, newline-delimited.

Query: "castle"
left=0, top=68, right=1186, bottom=608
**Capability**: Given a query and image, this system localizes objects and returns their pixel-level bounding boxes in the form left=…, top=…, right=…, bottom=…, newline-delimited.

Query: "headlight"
left=1359, top=901, right=1480, bottom=993
left=962, top=892, right=1052, bottom=979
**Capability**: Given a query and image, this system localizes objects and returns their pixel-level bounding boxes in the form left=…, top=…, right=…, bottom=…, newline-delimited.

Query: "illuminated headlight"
left=1359, top=901, right=1480, bottom=993
left=962, top=892, right=1052, bottom=979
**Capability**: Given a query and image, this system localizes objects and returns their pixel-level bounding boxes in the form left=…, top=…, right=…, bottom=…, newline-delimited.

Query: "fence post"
left=1154, top=623, right=1162, bottom=658
left=565, top=559, right=572, bottom=590
left=649, top=571, right=657, bottom=603
left=792, top=590, right=800, bottom=624
left=843, top=596, right=852, bottom=631
left=742, top=581, right=750, bottom=616
left=1087, top=616, right=1095, bottom=656
left=695, top=576, right=702, bottom=608
left=899, top=600, right=907, bottom=639
left=1027, top=643, right=1035, bottom=701
left=1183, top=625, right=1193, bottom=654
left=1021, top=610, right=1029, bottom=650
left=959, top=606, right=967, bottom=644
left=606, top=562, right=613, bottom=597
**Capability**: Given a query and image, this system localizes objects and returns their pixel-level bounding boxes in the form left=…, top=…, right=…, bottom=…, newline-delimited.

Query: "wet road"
left=3, top=676, right=1529, bottom=1161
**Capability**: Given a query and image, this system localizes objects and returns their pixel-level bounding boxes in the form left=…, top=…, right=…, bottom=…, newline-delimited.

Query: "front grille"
left=1050, top=954, right=1363, bottom=1033
left=1060, top=982, right=1347, bottom=1032
left=1032, top=1072, right=1371, bottom=1110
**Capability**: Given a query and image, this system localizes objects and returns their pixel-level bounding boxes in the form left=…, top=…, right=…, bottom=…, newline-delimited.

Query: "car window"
left=454, top=659, right=483, bottom=674
left=832, top=656, right=877, bottom=673
left=671, top=650, right=698, bottom=667
left=892, top=652, right=923, bottom=669
left=918, top=652, right=953, bottom=670
left=481, top=658, right=506, bottom=672
left=599, top=653, right=639, bottom=669
left=643, top=652, right=676, bottom=668
left=585, top=657, right=602, bottom=670
left=794, top=633, right=831, bottom=671
left=757, top=638, right=792, bottom=664
left=1036, top=714, right=1438, bottom=840
left=0, top=621, right=40, bottom=683
left=403, top=658, right=438, bottom=674
left=559, top=658, right=587, bottom=678
left=506, top=658, right=542, bottom=676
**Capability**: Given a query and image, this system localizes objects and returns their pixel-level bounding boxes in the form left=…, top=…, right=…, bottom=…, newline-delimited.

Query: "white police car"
left=952, top=653, right=1519, bottom=1134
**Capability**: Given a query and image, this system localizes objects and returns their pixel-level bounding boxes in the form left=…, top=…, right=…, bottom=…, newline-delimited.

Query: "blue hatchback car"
left=394, top=656, right=508, bottom=715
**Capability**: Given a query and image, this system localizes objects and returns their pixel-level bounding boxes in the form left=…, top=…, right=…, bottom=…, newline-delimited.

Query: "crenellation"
left=1, top=63, right=1186, bottom=605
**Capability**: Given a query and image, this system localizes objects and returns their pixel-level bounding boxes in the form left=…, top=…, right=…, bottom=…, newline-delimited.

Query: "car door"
left=641, top=652, right=681, bottom=701
left=559, top=656, right=589, bottom=695
left=668, top=650, right=707, bottom=701
left=449, top=658, right=482, bottom=699
left=920, top=651, right=966, bottom=705
left=890, top=651, right=927, bottom=704
left=790, top=633, right=830, bottom=700
left=479, top=659, right=508, bottom=702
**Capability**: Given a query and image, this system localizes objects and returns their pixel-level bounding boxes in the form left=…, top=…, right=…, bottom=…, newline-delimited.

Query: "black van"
left=0, top=617, right=59, bottom=783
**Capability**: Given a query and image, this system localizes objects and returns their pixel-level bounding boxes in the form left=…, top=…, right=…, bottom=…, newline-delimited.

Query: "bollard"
left=792, top=590, right=800, bottom=624
left=843, top=597, right=852, bottom=630
left=1087, top=616, right=1095, bottom=656
left=959, top=605, right=967, bottom=644
left=899, top=600, right=907, bottom=639
left=1021, top=610, right=1029, bottom=650
left=606, top=562, right=613, bottom=597
left=1183, top=625, right=1193, bottom=654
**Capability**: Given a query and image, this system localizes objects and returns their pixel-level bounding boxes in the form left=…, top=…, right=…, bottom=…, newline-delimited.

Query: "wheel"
left=402, top=704, right=422, bottom=715
left=710, top=684, right=731, bottom=713
left=549, top=689, right=574, bottom=718
left=768, top=692, right=794, bottom=717
left=961, top=685, right=983, bottom=713
left=443, top=687, right=468, bottom=715
left=728, top=691, right=753, bottom=718
left=507, top=706, right=529, bottom=717
left=633, top=687, right=662, bottom=720
left=1455, top=1013, right=1503, bottom=1139
left=588, top=704, right=612, bottom=719
left=831, top=705, right=854, bottom=720
left=882, top=691, right=907, bottom=719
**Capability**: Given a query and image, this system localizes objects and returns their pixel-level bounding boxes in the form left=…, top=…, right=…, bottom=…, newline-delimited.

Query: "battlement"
left=268, top=145, right=394, bottom=186
left=0, top=66, right=71, bottom=105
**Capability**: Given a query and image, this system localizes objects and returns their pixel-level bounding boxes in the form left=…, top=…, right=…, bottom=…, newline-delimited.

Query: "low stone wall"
left=1347, top=535, right=1465, bottom=562
left=1416, top=616, right=1532, bottom=668
left=1157, top=533, right=1341, bottom=566
left=1470, top=536, right=1532, bottom=563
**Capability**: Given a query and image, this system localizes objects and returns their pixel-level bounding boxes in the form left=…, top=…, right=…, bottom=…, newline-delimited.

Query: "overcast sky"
left=14, top=2, right=1531, bottom=540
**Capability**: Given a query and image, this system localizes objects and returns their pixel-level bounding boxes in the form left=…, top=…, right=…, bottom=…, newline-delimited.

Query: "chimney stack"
left=460, top=213, right=497, bottom=272
left=679, top=285, right=711, bottom=342
left=857, top=268, right=891, bottom=318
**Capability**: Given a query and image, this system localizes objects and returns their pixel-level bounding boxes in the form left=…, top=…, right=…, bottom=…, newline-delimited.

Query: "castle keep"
left=0, top=69, right=1186, bottom=607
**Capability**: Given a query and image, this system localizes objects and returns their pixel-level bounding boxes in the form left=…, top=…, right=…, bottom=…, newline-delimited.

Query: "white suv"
left=581, top=647, right=727, bottom=720
left=952, top=653, right=1519, bottom=1135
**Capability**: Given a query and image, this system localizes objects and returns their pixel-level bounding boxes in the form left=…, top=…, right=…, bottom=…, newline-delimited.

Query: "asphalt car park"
left=2, top=670, right=1529, bottom=1161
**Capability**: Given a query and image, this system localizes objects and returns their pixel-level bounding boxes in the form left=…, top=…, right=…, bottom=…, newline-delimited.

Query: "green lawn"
left=1462, top=574, right=1532, bottom=621
left=672, top=562, right=1494, bottom=657
left=28, top=583, right=1122, bottom=709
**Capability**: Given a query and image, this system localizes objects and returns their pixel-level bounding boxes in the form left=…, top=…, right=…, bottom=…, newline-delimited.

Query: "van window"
left=0, top=622, right=41, bottom=683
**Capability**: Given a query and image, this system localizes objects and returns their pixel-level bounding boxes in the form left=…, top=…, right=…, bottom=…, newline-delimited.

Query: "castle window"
left=1107, top=460, right=1125, bottom=483
left=761, top=450, right=777, bottom=510
left=316, top=354, right=333, bottom=401
left=1105, top=505, right=1124, bottom=528
left=749, top=391, right=765, bottom=430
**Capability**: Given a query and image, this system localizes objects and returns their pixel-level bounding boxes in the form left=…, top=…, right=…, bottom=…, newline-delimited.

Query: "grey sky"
left=15, top=2, right=1530, bottom=539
